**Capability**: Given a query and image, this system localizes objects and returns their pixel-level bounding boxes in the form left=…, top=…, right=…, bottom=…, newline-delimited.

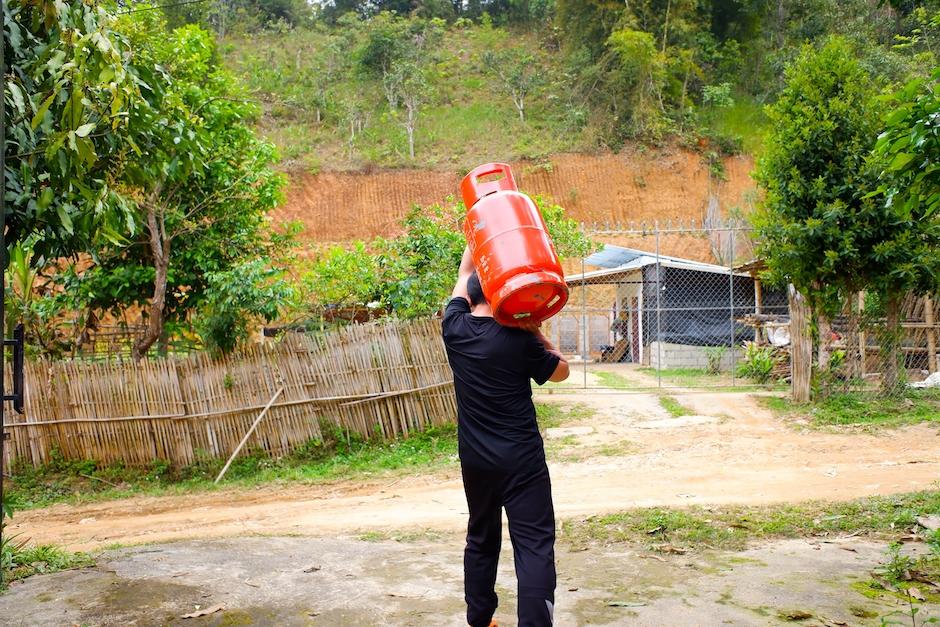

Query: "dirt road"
left=11, top=391, right=939, bottom=552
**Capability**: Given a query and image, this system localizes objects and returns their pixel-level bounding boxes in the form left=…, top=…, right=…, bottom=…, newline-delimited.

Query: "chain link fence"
left=537, top=222, right=940, bottom=394
left=540, top=224, right=791, bottom=391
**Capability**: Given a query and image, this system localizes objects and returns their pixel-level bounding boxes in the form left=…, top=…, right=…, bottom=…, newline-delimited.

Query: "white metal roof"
left=566, top=249, right=748, bottom=286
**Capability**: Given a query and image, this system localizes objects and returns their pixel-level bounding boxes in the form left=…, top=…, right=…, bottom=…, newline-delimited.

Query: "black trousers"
left=461, top=460, right=556, bottom=627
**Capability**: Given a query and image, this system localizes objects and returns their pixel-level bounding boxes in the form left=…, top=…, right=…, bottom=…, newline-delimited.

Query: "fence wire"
left=540, top=223, right=939, bottom=394
left=540, top=224, right=790, bottom=391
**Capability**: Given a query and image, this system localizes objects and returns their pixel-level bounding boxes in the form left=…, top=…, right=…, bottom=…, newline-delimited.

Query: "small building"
left=548, top=245, right=788, bottom=368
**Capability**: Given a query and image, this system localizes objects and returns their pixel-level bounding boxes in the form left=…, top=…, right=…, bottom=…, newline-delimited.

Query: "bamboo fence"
left=1, top=319, right=456, bottom=470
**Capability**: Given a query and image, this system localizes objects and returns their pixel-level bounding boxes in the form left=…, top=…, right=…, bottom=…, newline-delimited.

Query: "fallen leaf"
left=909, top=587, right=926, bottom=602
left=607, top=601, right=647, bottom=607
left=655, top=544, right=688, bottom=555
left=568, top=587, right=579, bottom=592
left=916, top=515, right=940, bottom=531
left=181, top=605, right=223, bottom=619
left=303, top=565, right=321, bottom=573
left=839, top=546, right=858, bottom=553
left=779, top=609, right=813, bottom=620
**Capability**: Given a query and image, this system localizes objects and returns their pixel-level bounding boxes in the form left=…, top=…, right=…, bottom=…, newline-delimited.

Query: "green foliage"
left=301, top=195, right=594, bottom=320
left=4, top=241, right=69, bottom=357
left=1, top=540, right=93, bottom=589
left=4, top=0, right=138, bottom=257
left=737, top=342, right=775, bottom=383
left=562, top=490, right=940, bottom=552
left=658, top=395, right=692, bottom=418
left=752, top=37, right=879, bottom=311
left=6, top=425, right=460, bottom=509
left=481, top=46, right=546, bottom=122
left=703, top=345, right=727, bottom=375
left=303, top=242, right=384, bottom=310
left=197, top=260, right=294, bottom=355
left=763, top=389, right=940, bottom=427
left=212, top=1, right=940, bottom=167
left=64, top=12, right=286, bottom=358
left=870, top=71, right=940, bottom=299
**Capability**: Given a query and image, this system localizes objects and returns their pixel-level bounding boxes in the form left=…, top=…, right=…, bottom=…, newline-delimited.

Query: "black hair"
left=467, top=271, right=487, bottom=307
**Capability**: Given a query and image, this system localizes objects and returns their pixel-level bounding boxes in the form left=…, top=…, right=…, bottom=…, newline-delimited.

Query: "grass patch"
left=699, top=93, right=769, bottom=156
left=357, top=528, right=446, bottom=543
left=868, top=539, right=940, bottom=599
left=561, top=491, right=940, bottom=552
left=6, top=424, right=459, bottom=511
left=658, top=395, right=693, bottom=417
left=536, top=402, right=596, bottom=429
left=637, top=366, right=788, bottom=391
left=1, top=540, right=93, bottom=590
left=594, top=371, right=632, bottom=389
left=762, top=390, right=940, bottom=427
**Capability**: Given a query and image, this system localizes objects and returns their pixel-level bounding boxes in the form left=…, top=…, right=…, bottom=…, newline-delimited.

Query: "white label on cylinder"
left=546, top=295, right=561, bottom=308
left=513, top=312, right=531, bottom=319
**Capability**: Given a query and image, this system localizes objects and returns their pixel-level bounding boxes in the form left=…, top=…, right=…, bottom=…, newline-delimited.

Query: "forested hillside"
left=199, top=0, right=940, bottom=172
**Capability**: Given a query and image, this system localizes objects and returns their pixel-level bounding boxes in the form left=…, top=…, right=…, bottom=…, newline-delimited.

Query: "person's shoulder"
left=442, top=297, right=470, bottom=337
left=445, top=296, right=470, bottom=314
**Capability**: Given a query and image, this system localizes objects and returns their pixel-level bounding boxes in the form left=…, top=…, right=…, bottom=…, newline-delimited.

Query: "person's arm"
left=451, top=245, right=474, bottom=304
left=520, top=322, right=570, bottom=383
left=534, top=329, right=570, bottom=382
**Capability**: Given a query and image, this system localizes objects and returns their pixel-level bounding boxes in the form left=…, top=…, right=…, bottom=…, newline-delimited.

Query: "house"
left=548, top=245, right=788, bottom=369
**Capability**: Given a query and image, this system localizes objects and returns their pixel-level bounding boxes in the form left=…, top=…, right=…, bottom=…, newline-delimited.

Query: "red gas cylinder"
left=461, top=163, right=569, bottom=327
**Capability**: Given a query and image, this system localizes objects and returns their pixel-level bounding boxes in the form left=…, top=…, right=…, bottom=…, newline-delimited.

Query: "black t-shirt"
left=441, top=297, right=560, bottom=471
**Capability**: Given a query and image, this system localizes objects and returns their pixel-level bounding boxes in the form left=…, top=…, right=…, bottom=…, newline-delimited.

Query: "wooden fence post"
left=926, top=295, right=937, bottom=374
left=858, top=292, right=867, bottom=378
left=789, top=285, right=812, bottom=403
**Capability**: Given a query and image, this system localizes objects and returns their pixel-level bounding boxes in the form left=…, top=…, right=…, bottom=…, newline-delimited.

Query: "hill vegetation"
left=205, top=0, right=940, bottom=171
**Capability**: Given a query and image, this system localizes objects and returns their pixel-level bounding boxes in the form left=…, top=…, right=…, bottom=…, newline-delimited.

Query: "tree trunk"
left=817, top=312, right=832, bottom=372
left=133, top=205, right=170, bottom=361
left=844, top=294, right=861, bottom=382
left=406, top=102, right=417, bottom=159
left=662, top=0, right=671, bottom=53
left=789, top=285, right=812, bottom=403
left=881, top=291, right=903, bottom=395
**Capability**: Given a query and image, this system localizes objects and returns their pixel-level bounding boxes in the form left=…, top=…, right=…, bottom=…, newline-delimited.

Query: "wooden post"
left=926, top=295, right=937, bottom=374
left=789, top=285, right=812, bottom=403
left=214, top=387, right=284, bottom=484
left=754, top=277, right=764, bottom=345
left=858, top=292, right=867, bottom=378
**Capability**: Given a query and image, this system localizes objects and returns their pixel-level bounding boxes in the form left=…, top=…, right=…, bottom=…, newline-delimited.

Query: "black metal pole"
left=1, top=0, right=8, bottom=588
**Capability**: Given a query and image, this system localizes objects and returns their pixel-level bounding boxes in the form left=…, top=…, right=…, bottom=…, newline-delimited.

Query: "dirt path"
left=11, top=391, right=939, bottom=552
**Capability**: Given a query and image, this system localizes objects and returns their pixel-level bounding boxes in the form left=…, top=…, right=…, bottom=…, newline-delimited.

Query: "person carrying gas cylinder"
left=442, top=164, right=571, bottom=627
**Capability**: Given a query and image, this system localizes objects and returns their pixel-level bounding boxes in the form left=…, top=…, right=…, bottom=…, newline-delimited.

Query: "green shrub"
left=737, top=342, right=775, bottom=383
left=703, top=346, right=727, bottom=375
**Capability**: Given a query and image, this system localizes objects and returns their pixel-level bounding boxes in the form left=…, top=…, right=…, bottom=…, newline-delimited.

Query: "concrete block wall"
left=648, top=341, right=742, bottom=372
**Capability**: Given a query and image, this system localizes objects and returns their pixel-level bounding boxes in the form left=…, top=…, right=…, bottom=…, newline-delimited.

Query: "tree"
left=482, top=48, right=544, bottom=122
left=752, top=37, right=879, bottom=386
left=97, top=15, right=283, bottom=360
left=197, top=259, right=294, bottom=355
left=391, top=61, right=432, bottom=159
left=607, top=27, right=670, bottom=139
left=4, top=0, right=137, bottom=259
left=868, top=70, right=940, bottom=392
